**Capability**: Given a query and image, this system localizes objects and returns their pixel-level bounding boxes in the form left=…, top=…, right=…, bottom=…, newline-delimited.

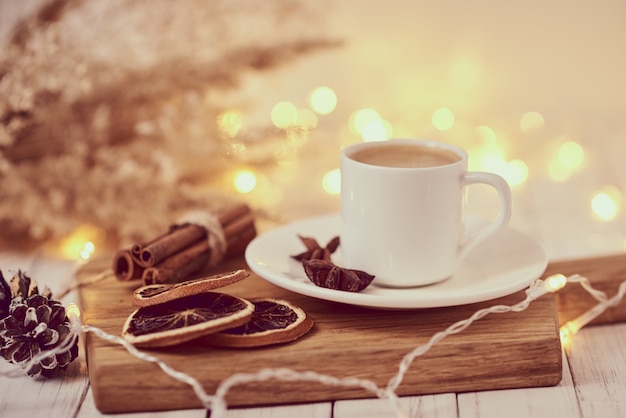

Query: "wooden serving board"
left=546, top=253, right=626, bottom=326
left=78, top=254, right=564, bottom=414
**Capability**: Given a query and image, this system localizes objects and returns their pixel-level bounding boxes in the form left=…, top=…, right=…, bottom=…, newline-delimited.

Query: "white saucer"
left=245, top=214, right=548, bottom=309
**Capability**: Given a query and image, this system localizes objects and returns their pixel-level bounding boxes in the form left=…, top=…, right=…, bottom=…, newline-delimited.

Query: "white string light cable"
left=55, top=269, right=114, bottom=300
left=2, top=272, right=626, bottom=418
left=83, top=323, right=216, bottom=410
left=559, top=274, right=626, bottom=343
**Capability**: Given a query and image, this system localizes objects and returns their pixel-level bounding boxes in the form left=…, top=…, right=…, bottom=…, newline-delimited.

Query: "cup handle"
left=459, top=172, right=512, bottom=259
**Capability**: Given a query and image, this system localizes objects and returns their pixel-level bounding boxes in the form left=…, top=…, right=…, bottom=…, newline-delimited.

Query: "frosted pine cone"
left=0, top=270, right=79, bottom=378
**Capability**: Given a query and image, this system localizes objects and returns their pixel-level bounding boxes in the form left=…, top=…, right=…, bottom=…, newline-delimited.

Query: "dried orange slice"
left=202, top=298, right=313, bottom=348
left=132, top=269, right=249, bottom=307
left=122, top=292, right=254, bottom=348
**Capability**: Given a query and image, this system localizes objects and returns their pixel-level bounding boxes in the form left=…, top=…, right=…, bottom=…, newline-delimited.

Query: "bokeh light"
left=591, top=185, right=622, bottom=221
left=350, top=108, right=381, bottom=135
left=234, top=169, right=257, bottom=193
left=476, top=142, right=506, bottom=170
left=479, top=154, right=507, bottom=177
left=558, top=140, right=585, bottom=169
left=475, top=125, right=497, bottom=144
left=504, top=159, right=529, bottom=186
left=361, top=119, right=392, bottom=142
left=229, top=142, right=247, bottom=156
left=548, top=160, right=572, bottom=182
left=271, top=101, right=298, bottom=129
left=548, top=139, right=585, bottom=182
left=59, top=225, right=102, bottom=260
left=309, top=86, right=337, bottom=115
left=432, top=108, right=455, bottom=131
left=322, top=169, right=341, bottom=195
left=217, top=110, right=243, bottom=138
left=296, top=108, right=318, bottom=129
left=520, top=111, right=545, bottom=133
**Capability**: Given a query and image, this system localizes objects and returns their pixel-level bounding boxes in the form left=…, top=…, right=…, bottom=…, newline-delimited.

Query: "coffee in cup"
left=349, top=143, right=461, bottom=168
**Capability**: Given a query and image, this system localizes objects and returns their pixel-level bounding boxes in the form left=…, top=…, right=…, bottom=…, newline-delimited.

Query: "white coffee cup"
left=340, top=138, right=512, bottom=288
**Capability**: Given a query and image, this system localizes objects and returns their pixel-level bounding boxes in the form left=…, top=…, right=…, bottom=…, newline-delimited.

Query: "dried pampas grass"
left=0, top=0, right=337, bottom=249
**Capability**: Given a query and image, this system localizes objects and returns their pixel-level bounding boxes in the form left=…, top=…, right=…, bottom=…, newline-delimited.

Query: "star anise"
left=291, top=235, right=340, bottom=262
left=302, top=259, right=375, bottom=292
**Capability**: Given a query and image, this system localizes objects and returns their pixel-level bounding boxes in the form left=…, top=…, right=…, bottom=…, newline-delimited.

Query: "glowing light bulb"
left=560, top=321, right=578, bottom=346
left=234, top=170, right=257, bottom=193
left=545, top=274, right=567, bottom=292
left=59, top=225, right=102, bottom=261
left=80, top=242, right=95, bottom=261
left=432, top=108, right=455, bottom=131
left=309, top=86, right=337, bottom=115
left=560, top=308, right=599, bottom=346
left=322, top=169, right=341, bottom=195
left=271, top=101, right=298, bottom=129
left=66, top=303, right=81, bottom=321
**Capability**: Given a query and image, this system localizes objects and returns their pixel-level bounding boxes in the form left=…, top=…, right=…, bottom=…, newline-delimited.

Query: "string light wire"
left=560, top=276, right=626, bottom=343
left=385, top=275, right=564, bottom=397
left=83, top=324, right=216, bottom=410
left=2, top=272, right=625, bottom=418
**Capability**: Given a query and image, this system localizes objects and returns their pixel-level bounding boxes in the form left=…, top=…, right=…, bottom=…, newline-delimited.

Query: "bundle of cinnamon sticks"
left=113, top=204, right=256, bottom=285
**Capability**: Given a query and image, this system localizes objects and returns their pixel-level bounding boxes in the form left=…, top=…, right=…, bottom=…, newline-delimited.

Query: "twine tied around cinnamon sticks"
left=112, top=204, right=256, bottom=285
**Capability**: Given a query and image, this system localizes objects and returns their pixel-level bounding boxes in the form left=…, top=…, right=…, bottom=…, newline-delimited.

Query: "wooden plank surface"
left=78, top=255, right=562, bottom=414
left=565, top=323, right=626, bottom=418
left=457, top=352, right=582, bottom=418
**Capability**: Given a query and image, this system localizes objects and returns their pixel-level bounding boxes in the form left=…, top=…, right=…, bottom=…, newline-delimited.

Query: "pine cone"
left=0, top=271, right=10, bottom=319
left=0, top=270, right=79, bottom=378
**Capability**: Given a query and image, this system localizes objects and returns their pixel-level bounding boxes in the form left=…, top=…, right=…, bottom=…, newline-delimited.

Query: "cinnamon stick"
left=226, top=224, right=257, bottom=257
left=138, top=224, right=206, bottom=268
left=131, top=229, right=172, bottom=260
left=218, top=203, right=251, bottom=226
left=220, top=204, right=255, bottom=254
left=142, top=240, right=211, bottom=285
left=112, top=250, right=145, bottom=281
left=112, top=204, right=257, bottom=283
left=224, top=214, right=256, bottom=256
